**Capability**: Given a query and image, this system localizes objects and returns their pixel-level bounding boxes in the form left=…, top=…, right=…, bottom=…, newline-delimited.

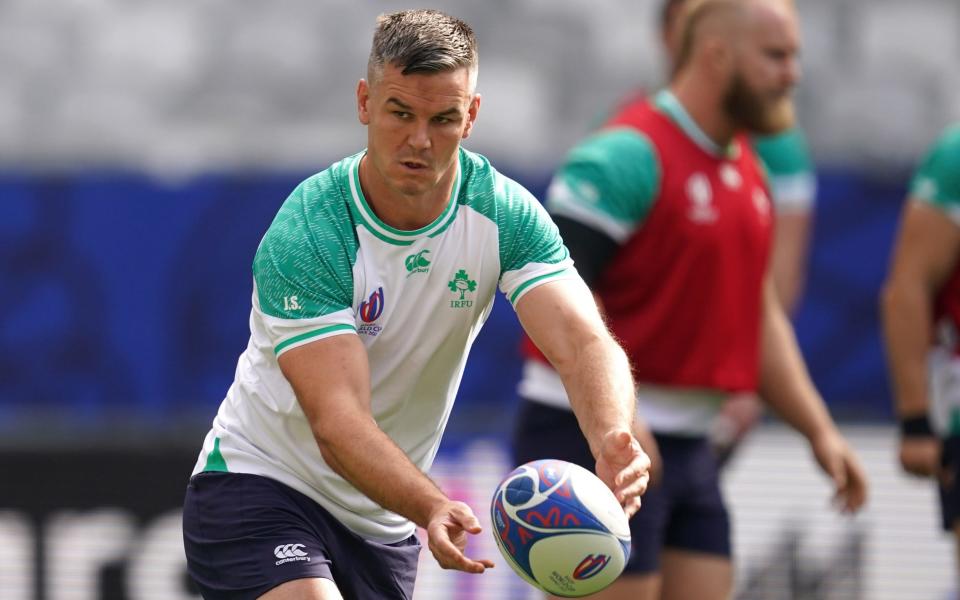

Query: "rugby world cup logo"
left=572, top=554, right=611, bottom=580
left=359, top=287, right=384, bottom=323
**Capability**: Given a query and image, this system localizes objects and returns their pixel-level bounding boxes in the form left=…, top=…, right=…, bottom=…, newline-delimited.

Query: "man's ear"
left=705, top=36, right=734, bottom=78
left=461, top=94, right=482, bottom=140
left=357, top=79, right=371, bottom=125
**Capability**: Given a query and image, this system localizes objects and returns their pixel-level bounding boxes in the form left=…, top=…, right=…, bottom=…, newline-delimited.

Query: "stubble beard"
left=723, top=72, right=796, bottom=136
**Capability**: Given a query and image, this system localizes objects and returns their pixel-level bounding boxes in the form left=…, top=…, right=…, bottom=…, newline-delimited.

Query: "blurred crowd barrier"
left=0, top=427, right=953, bottom=600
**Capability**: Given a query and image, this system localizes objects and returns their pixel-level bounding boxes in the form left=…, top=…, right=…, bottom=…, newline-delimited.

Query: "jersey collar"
left=654, top=90, right=740, bottom=160
left=347, top=150, right=462, bottom=246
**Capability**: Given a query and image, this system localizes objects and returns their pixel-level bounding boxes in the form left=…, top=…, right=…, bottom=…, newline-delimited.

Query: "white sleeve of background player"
left=753, top=128, right=817, bottom=215
left=769, top=172, right=817, bottom=214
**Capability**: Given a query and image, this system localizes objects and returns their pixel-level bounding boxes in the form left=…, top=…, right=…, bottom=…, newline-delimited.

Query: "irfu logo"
left=447, top=269, right=477, bottom=308
left=405, top=249, right=431, bottom=276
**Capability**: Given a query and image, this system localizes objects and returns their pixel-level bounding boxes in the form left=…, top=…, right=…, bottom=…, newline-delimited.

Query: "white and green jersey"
left=192, top=148, right=574, bottom=542
left=752, top=126, right=817, bottom=214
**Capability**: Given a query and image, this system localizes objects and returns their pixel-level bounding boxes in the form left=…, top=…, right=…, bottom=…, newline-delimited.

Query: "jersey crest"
left=685, top=173, right=717, bottom=224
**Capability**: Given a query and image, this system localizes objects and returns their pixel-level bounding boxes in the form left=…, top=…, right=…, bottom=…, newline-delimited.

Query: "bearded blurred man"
left=513, top=2, right=867, bottom=598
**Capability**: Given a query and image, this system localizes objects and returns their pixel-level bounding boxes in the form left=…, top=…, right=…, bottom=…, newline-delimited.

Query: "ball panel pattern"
left=490, top=459, right=631, bottom=597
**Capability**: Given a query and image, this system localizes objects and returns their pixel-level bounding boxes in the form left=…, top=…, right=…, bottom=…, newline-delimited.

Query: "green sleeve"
left=456, top=150, right=575, bottom=305
left=752, top=127, right=817, bottom=211
left=253, top=178, right=357, bottom=319
left=495, top=174, right=570, bottom=274
left=911, top=124, right=960, bottom=222
left=545, top=128, right=660, bottom=242
left=752, top=127, right=813, bottom=176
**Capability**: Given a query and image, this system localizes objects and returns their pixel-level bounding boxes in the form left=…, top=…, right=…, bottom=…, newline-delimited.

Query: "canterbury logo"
left=274, top=544, right=308, bottom=559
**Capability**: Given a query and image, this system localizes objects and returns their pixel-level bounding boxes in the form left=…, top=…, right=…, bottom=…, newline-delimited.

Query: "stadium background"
left=1, top=0, right=958, bottom=598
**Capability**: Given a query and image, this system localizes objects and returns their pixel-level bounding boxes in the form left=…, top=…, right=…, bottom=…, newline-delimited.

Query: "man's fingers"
left=830, top=459, right=847, bottom=490
left=835, top=484, right=864, bottom=513
left=614, top=453, right=651, bottom=488
left=814, top=436, right=868, bottom=515
left=453, top=508, right=483, bottom=534
left=428, top=531, right=488, bottom=573
left=616, top=472, right=650, bottom=504
left=828, top=462, right=851, bottom=511
left=597, top=432, right=651, bottom=510
left=832, top=456, right=868, bottom=513
left=844, top=461, right=868, bottom=512
left=623, top=495, right=643, bottom=518
left=427, top=502, right=495, bottom=573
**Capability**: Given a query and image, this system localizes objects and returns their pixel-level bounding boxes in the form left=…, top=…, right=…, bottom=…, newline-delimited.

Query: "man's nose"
left=784, top=56, right=801, bottom=88
left=407, top=121, right=431, bottom=150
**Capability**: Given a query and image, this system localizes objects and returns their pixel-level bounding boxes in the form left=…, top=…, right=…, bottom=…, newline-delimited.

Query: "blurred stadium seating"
left=0, top=0, right=956, bottom=174
left=1, top=1, right=958, bottom=598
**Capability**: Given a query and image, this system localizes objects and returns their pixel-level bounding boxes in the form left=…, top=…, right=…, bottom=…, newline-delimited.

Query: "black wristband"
left=900, top=415, right=935, bottom=438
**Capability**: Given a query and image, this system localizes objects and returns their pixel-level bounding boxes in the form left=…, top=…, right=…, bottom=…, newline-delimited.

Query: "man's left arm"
left=754, top=127, right=818, bottom=315
left=771, top=211, right=812, bottom=315
left=515, top=276, right=650, bottom=516
left=757, top=273, right=868, bottom=512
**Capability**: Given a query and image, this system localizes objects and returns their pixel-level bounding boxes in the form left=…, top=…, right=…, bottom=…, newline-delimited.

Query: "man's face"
left=357, top=63, right=480, bottom=198
left=723, top=3, right=801, bottom=134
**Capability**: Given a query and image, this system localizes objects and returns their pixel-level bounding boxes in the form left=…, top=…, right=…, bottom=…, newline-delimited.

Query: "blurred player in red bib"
left=513, top=2, right=868, bottom=598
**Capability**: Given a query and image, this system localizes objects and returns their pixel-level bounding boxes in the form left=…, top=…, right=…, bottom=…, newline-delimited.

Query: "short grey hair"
left=367, top=9, right=478, bottom=85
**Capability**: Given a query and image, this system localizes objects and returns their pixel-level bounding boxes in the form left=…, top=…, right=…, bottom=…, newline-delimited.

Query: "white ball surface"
left=490, top=459, right=631, bottom=597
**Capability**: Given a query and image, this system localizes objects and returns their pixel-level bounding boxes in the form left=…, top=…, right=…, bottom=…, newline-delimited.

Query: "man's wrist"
left=900, top=414, right=935, bottom=438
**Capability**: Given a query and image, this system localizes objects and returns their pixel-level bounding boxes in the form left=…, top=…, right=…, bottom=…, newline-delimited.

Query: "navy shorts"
left=939, top=435, right=960, bottom=531
left=512, top=399, right=731, bottom=574
left=182, top=472, right=421, bottom=599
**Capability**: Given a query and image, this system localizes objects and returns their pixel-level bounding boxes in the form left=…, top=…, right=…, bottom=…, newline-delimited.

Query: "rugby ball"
left=490, top=459, right=631, bottom=597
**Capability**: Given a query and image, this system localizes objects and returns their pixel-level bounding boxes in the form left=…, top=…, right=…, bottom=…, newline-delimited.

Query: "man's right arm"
left=540, top=127, right=663, bottom=479
left=515, top=277, right=650, bottom=515
left=881, top=200, right=960, bottom=476
left=278, top=335, right=494, bottom=573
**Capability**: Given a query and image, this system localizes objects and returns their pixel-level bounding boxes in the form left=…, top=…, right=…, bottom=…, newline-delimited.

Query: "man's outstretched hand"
left=426, top=500, right=496, bottom=573
left=595, top=429, right=651, bottom=518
